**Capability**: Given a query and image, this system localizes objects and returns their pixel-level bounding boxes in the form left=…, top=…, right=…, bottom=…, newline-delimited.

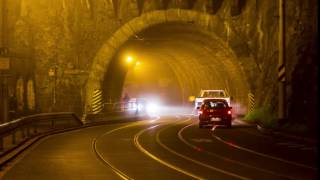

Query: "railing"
left=102, top=102, right=125, bottom=112
left=86, top=101, right=147, bottom=123
left=0, top=102, right=146, bottom=165
left=0, top=112, right=83, bottom=154
left=102, top=99, right=147, bottom=112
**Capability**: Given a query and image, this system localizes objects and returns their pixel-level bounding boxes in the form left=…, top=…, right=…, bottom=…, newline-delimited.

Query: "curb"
left=256, top=124, right=317, bottom=144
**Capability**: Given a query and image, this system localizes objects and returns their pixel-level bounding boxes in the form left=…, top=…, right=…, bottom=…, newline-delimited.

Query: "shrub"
left=244, top=106, right=277, bottom=128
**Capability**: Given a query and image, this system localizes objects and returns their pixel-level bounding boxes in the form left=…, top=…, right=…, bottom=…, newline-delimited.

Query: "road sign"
left=0, top=57, right=10, bottom=70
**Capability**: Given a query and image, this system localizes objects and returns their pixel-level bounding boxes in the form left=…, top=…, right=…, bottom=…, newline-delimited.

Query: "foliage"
left=244, top=106, right=311, bottom=135
left=244, top=106, right=277, bottom=128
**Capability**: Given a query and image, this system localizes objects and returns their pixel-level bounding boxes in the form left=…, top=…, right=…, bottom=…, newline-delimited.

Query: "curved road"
left=1, top=115, right=317, bottom=179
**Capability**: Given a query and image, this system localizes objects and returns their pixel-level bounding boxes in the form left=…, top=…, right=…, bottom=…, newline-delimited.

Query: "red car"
left=198, top=99, right=232, bottom=128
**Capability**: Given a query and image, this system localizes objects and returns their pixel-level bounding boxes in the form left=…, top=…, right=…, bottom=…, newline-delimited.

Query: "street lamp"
left=125, top=56, right=141, bottom=67
left=126, top=56, right=133, bottom=63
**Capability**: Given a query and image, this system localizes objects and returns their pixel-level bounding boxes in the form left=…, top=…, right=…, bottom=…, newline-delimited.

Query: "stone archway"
left=85, top=9, right=253, bottom=113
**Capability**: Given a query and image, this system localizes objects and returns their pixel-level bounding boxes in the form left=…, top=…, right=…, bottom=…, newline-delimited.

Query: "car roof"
left=201, top=90, right=224, bottom=92
left=203, top=98, right=228, bottom=103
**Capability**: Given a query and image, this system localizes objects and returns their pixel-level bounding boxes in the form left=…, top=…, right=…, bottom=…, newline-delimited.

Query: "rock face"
left=0, top=0, right=317, bottom=126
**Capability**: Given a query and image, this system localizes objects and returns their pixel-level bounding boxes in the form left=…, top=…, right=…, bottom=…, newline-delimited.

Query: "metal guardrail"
left=102, top=99, right=147, bottom=112
left=0, top=111, right=145, bottom=167
left=0, top=112, right=83, bottom=153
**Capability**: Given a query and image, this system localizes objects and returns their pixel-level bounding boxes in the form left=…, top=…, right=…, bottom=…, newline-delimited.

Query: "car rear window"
left=202, top=91, right=225, bottom=97
left=205, top=101, right=227, bottom=108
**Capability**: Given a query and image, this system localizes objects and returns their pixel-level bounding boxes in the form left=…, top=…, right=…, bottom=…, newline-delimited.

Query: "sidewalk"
left=235, top=117, right=317, bottom=144
left=256, top=124, right=317, bottom=144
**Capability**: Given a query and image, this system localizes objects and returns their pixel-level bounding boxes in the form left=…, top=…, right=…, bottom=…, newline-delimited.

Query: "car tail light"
left=227, top=110, right=231, bottom=114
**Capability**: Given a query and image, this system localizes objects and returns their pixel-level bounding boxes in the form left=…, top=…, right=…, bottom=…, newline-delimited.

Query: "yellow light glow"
left=188, top=96, right=195, bottom=102
left=135, top=61, right=141, bottom=66
left=127, top=56, right=133, bottom=63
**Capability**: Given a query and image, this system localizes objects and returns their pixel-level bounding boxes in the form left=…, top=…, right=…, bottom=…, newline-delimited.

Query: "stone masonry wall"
left=1, top=0, right=317, bottom=124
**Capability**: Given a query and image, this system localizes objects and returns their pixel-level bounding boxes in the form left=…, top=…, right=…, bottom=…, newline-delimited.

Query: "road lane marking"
left=276, top=142, right=316, bottom=150
left=300, top=147, right=316, bottom=151
left=0, top=122, right=140, bottom=179
left=156, top=127, right=250, bottom=180
left=93, top=117, right=159, bottom=180
left=277, top=142, right=302, bottom=146
left=211, top=132, right=317, bottom=171
left=238, top=128, right=273, bottom=139
left=93, top=122, right=144, bottom=180
left=134, top=124, right=204, bottom=180
left=277, top=142, right=306, bottom=148
left=178, top=122, right=298, bottom=180
left=239, top=129, right=316, bottom=151
left=190, top=138, right=213, bottom=143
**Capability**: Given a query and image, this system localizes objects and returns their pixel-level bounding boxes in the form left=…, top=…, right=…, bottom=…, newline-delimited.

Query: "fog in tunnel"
left=103, top=22, right=249, bottom=114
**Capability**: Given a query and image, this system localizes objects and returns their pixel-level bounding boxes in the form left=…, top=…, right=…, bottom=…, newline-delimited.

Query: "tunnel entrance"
left=86, top=10, right=251, bottom=115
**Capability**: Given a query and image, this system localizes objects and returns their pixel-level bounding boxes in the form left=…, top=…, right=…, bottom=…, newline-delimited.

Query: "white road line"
left=276, top=142, right=316, bottom=150
left=277, top=142, right=300, bottom=146
left=93, top=117, right=159, bottom=180
left=190, top=138, right=213, bottom=143
left=133, top=124, right=204, bottom=180
left=276, top=142, right=306, bottom=148
left=300, top=147, right=316, bottom=151
left=93, top=122, right=143, bottom=180
left=156, top=125, right=250, bottom=180
left=211, top=133, right=317, bottom=171
left=238, top=128, right=273, bottom=139
left=178, top=122, right=298, bottom=179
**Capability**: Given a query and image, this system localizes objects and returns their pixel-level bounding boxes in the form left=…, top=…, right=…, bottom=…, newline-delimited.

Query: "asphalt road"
left=1, top=115, right=317, bottom=180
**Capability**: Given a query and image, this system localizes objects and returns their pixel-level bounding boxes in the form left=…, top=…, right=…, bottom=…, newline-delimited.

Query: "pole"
left=53, top=66, right=57, bottom=106
left=0, top=0, right=7, bottom=47
left=0, top=73, right=8, bottom=123
left=0, top=73, right=3, bottom=123
left=0, top=0, right=3, bottom=47
left=278, top=0, right=286, bottom=120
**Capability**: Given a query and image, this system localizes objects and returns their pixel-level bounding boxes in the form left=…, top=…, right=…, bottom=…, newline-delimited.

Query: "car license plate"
left=211, top=117, right=221, bottom=121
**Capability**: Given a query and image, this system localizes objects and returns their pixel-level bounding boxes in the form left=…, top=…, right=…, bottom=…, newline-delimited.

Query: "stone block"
left=127, top=17, right=147, bottom=34
left=108, top=30, right=130, bottom=49
left=119, top=24, right=135, bottom=38
left=179, top=10, right=198, bottom=23
left=194, top=13, right=211, bottom=29
left=143, top=11, right=166, bottom=26
left=165, top=9, right=183, bottom=22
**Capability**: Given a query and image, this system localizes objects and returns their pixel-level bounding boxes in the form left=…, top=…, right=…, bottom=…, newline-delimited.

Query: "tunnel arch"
left=85, top=9, right=254, bottom=113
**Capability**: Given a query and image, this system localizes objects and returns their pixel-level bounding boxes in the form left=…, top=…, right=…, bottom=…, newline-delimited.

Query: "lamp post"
left=124, top=56, right=141, bottom=108
left=48, top=65, right=57, bottom=109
